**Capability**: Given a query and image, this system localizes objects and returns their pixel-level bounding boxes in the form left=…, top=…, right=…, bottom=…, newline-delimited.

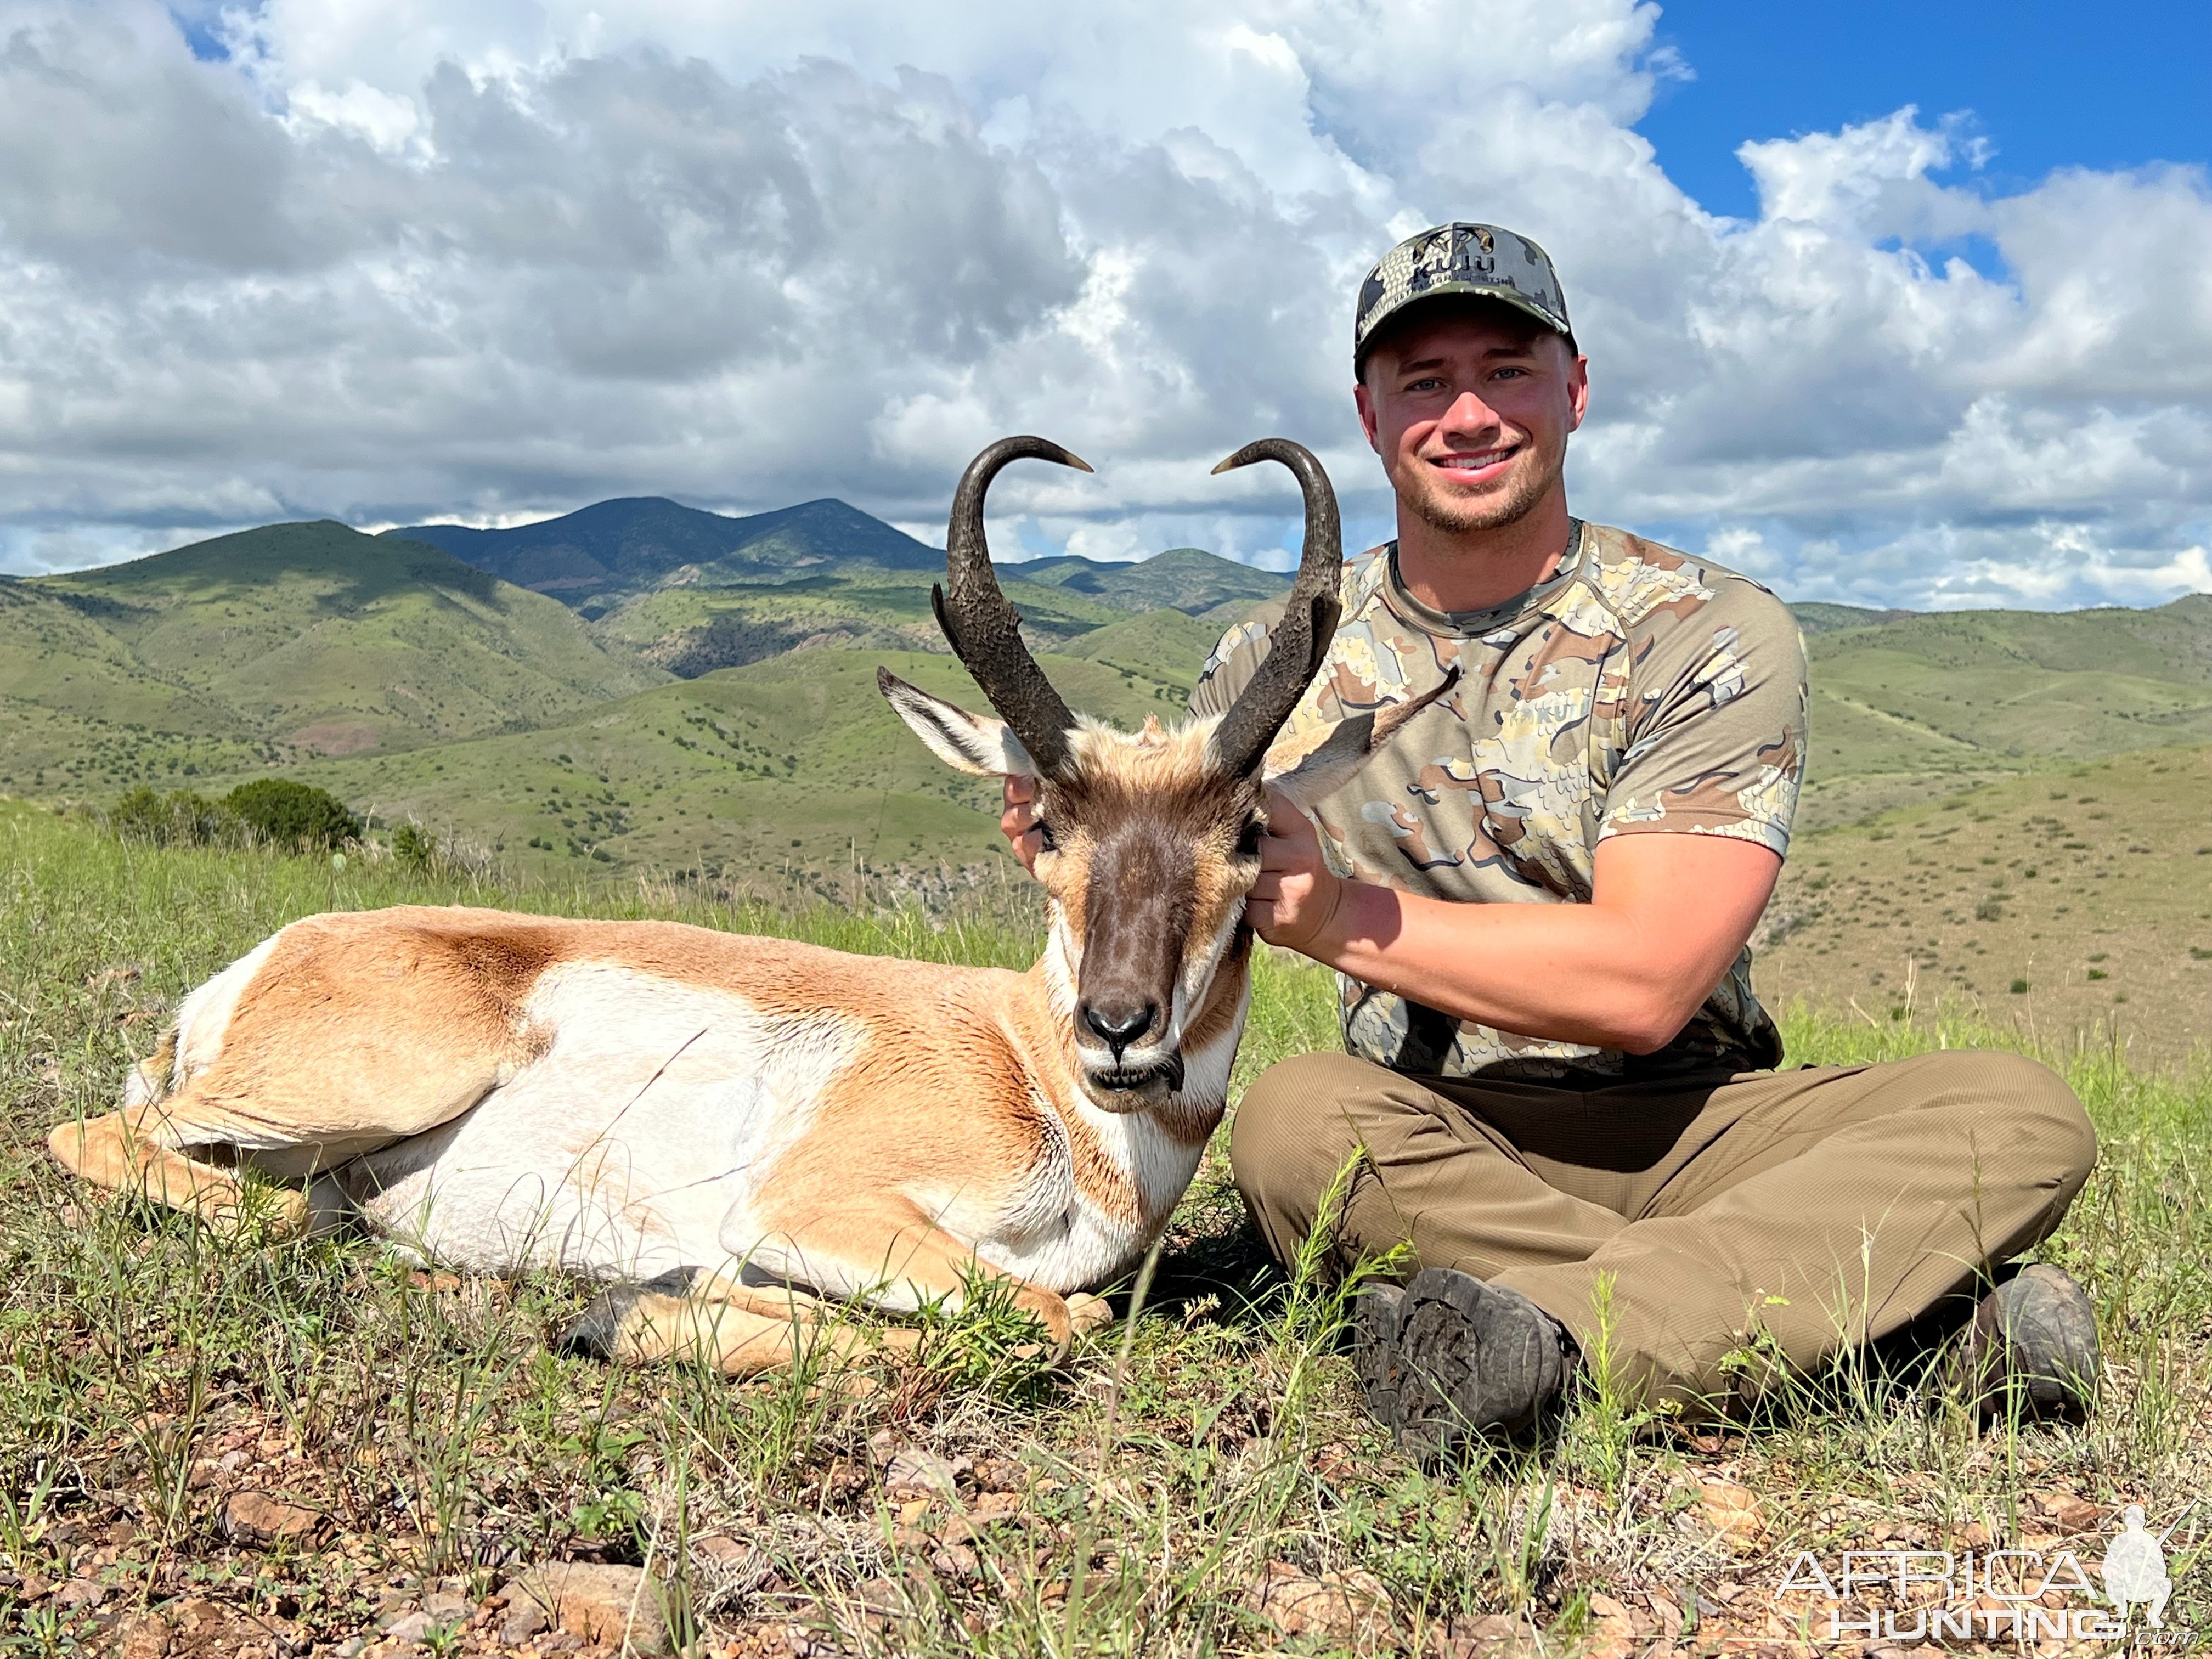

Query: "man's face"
left=1355, top=305, right=1589, bottom=538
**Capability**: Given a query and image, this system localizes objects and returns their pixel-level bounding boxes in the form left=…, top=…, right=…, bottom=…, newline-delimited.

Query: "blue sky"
left=1642, top=1, right=2212, bottom=221
left=0, top=0, right=2205, bottom=611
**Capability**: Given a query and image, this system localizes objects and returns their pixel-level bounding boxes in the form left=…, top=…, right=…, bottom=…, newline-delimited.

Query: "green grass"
left=2, top=801, right=2207, bottom=1653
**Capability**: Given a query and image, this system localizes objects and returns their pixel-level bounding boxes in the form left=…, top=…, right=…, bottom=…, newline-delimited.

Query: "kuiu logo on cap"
left=1353, top=221, right=1572, bottom=368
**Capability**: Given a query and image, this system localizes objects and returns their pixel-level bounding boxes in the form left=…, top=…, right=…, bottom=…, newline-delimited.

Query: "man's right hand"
left=1001, top=774, right=1042, bottom=874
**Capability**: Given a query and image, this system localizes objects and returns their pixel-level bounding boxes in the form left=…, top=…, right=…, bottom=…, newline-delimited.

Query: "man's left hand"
left=1249, top=788, right=1347, bottom=953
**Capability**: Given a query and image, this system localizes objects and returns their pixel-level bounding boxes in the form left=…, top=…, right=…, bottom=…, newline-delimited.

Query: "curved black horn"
left=933, top=435, right=1093, bottom=776
left=1206, top=438, right=1345, bottom=778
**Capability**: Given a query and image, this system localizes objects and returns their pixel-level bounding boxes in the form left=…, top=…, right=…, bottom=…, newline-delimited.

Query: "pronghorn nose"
left=1082, top=1001, right=1155, bottom=1057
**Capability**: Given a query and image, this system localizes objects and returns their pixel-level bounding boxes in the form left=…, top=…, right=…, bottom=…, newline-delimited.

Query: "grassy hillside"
left=2, top=802, right=2204, bottom=1652
left=0, top=525, right=666, bottom=793
left=286, top=644, right=1205, bottom=902
left=1792, top=592, right=2212, bottom=830
left=589, top=569, right=1134, bottom=678
left=1756, top=744, right=2212, bottom=1066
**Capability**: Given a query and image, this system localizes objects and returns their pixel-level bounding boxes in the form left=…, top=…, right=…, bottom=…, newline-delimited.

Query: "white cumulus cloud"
left=0, top=0, right=2204, bottom=613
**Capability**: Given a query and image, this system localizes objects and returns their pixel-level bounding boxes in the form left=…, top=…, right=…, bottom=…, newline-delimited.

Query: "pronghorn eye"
left=1034, top=821, right=1059, bottom=853
left=1235, top=817, right=1263, bottom=858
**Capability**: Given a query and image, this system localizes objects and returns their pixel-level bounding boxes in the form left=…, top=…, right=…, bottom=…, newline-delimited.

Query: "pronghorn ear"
left=1260, top=665, right=1461, bottom=812
left=878, top=668, right=1039, bottom=778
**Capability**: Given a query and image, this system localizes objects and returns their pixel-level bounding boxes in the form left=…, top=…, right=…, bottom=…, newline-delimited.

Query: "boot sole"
left=1356, top=1268, right=1564, bottom=1458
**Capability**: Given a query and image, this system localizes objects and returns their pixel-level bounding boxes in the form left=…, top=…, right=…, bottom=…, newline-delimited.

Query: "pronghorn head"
left=880, top=436, right=1452, bottom=1111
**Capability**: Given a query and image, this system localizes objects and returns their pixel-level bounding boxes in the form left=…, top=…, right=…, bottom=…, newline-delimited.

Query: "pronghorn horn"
left=933, top=436, right=1092, bottom=777
left=1206, top=438, right=1345, bottom=778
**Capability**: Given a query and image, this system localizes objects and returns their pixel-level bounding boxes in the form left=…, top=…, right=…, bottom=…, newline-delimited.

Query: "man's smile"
left=1426, top=442, right=1521, bottom=483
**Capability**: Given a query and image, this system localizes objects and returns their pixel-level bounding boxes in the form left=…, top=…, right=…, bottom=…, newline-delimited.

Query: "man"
left=1007, top=223, right=2099, bottom=1453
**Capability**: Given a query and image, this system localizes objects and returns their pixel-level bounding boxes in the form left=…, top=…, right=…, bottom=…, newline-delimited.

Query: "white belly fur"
left=345, top=963, right=857, bottom=1281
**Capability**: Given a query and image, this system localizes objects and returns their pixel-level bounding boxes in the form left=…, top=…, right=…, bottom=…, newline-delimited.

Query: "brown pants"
left=1232, top=1049, right=2097, bottom=1413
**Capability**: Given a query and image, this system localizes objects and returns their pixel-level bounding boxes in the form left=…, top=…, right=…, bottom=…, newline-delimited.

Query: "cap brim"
left=1356, top=281, right=1570, bottom=368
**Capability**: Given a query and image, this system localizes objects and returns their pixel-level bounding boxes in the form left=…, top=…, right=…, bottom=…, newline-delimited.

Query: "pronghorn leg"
left=560, top=1268, right=929, bottom=1376
left=562, top=1239, right=1114, bottom=1378
left=47, top=1107, right=309, bottom=1238
left=743, top=1197, right=1117, bottom=1351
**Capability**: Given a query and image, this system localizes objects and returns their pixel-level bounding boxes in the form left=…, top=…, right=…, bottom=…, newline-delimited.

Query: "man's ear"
left=1260, top=666, right=1460, bottom=812
left=878, top=668, right=1037, bottom=778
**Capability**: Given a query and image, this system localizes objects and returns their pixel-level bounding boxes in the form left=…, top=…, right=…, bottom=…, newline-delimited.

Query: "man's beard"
left=1398, top=447, right=1561, bottom=537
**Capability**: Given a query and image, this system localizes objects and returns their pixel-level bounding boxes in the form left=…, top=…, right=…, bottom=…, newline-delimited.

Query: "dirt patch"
left=285, top=720, right=381, bottom=756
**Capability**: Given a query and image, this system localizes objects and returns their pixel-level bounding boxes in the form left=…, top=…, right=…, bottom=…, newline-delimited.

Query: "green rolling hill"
left=589, top=569, right=1135, bottom=677
left=0, top=523, right=667, bottom=796
left=286, top=645, right=1204, bottom=901
left=1793, top=594, right=2212, bottom=828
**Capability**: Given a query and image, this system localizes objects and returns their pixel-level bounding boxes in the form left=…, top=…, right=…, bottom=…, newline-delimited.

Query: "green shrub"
left=391, top=821, right=438, bottom=872
left=106, top=786, right=239, bottom=848
left=223, top=780, right=362, bottom=851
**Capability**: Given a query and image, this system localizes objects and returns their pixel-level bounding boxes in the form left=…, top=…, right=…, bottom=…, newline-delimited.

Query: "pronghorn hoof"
left=1066, top=1293, right=1115, bottom=1338
left=560, top=1268, right=697, bottom=1362
left=202, top=1188, right=311, bottom=1244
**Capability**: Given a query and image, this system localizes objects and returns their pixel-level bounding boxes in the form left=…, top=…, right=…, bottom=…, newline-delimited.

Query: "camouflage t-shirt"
left=1192, top=521, right=1809, bottom=1081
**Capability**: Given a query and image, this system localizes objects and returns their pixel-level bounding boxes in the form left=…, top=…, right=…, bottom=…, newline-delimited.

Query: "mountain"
left=0, top=522, right=666, bottom=794
left=388, top=496, right=943, bottom=615
left=1010, top=546, right=1293, bottom=615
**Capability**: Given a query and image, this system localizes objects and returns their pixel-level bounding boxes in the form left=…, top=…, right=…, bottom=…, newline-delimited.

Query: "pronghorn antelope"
left=48, top=437, right=1449, bottom=1376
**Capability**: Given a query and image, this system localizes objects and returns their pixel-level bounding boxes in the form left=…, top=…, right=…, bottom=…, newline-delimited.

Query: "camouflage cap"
left=1353, top=223, right=1572, bottom=371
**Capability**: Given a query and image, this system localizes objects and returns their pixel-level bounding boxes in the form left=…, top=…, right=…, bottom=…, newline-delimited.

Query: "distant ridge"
left=388, top=496, right=942, bottom=610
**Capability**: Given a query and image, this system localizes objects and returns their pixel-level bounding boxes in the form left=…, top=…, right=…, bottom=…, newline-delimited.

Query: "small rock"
left=382, top=1610, right=435, bottom=1644
left=2037, top=1490, right=2102, bottom=1531
left=221, top=1491, right=321, bottom=1547
left=421, top=1589, right=471, bottom=1621
left=930, top=1542, right=980, bottom=1580
left=1432, top=1611, right=1540, bottom=1658
left=1697, top=1481, right=1765, bottom=1543
left=53, top=1578, right=109, bottom=1609
left=333, top=1639, right=368, bottom=1659
left=1245, top=1560, right=1391, bottom=1643
left=217, top=1448, right=249, bottom=1473
left=883, top=1447, right=964, bottom=1496
left=16, top=1573, right=52, bottom=1602
left=509, top=1561, right=675, bottom=1656
left=499, top=1601, right=549, bottom=1644
left=117, top=1614, right=172, bottom=1659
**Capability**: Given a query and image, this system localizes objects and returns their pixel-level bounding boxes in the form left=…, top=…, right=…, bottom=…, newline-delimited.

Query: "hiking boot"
left=1945, top=1263, right=2100, bottom=1424
left=1353, top=1267, right=1568, bottom=1458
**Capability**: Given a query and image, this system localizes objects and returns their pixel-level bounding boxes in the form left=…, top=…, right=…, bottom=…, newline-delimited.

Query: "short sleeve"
left=1188, top=600, right=1285, bottom=720
left=1595, top=579, right=1808, bottom=857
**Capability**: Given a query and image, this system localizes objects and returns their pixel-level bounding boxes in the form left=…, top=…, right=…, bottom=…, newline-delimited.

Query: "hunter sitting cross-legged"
left=1005, top=223, right=2100, bottom=1450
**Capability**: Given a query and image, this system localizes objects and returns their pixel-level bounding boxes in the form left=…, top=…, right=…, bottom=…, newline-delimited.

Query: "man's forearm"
left=1309, top=881, right=1698, bottom=1052
left=1295, top=827, right=1785, bottom=1054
